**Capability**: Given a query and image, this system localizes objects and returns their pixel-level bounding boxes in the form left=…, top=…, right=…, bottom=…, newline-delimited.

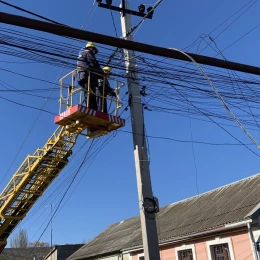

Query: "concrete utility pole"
left=120, top=1, right=160, bottom=260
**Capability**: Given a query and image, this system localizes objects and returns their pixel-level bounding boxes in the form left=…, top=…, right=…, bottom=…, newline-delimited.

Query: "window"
left=137, top=253, right=144, bottom=260
left=206, top=238, right=235, bottom=260
left=210, top=243, right=231, bottom=260
left=175, top=244, right=196, bottom=260
left=178, top=249, right=193, bottom=260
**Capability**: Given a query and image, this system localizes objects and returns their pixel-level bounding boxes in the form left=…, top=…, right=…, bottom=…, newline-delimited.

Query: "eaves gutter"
left=122, top=219, right=252, bottom=254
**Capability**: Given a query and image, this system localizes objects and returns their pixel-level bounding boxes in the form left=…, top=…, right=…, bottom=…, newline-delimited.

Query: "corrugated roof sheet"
left=68, top=174, right=260, bottom=260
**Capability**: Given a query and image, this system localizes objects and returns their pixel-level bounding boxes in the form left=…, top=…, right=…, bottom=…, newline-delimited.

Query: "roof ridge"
left=166, top=173, right=260, bottom=209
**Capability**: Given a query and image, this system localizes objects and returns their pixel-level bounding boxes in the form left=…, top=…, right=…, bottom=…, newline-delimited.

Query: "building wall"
left=45, top=249, right=57, bottom=260
left=157, top=246, right=176, bottom=260
left=45, top=245, right=84, bottom=260
left=194, top=241, right=208, bottom=260
left=231, top=231, right=253, bottom=260
left=253, top=228, right=260, bottom=243
left=131, top=228, right=254, bottom=260
left=58, top=245, right=84, bottom=260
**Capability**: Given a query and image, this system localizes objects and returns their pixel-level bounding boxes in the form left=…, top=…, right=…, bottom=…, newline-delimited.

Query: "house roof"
left=68, top=173, right=260, bottom=260
left=44, top=244, right=84, bottom=259
left=0, top=247, right=51, bottom=260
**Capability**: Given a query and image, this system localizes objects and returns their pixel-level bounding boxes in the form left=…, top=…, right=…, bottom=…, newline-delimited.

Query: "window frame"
left=137, top=253, right=144, bottom=260
left=175, top=244, right=196, bottom=260
left=206, top=237, right=235, bottom=260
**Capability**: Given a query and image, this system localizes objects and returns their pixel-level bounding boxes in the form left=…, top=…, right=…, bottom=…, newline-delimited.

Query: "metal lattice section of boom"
left=0, top=126, right=78, bottom=251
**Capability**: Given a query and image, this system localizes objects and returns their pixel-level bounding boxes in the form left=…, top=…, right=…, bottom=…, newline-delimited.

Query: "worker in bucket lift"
left=77, top=42, right=103, bottom=110
left=96, top=66, right=117, bottom=114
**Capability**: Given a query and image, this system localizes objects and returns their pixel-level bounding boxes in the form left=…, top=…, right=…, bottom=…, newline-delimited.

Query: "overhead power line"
left=137, top=56, right=260, bottom=157
left=0, top=95, right=55, bottom=115
left=169, top=48, right=260, bottom=148
left=119, top=129, right=254, bottom=146
left=2, top=30, right=260, bottom=132
left=2, top=20, right=260, bottom=141
left=0, top=0, right=64, bottom=25
left=1, top=11, right=260, bottom=75
left=196, top=0, right=257, bottom=54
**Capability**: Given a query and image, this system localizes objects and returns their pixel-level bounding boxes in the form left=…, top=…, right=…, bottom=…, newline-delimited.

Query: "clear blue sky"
left=1, top=0, right=260, bottom=246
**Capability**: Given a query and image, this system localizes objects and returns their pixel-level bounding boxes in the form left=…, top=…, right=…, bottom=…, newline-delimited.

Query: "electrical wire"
left=2, top=31, right=260, bottom=132
left=197, top=0, right=257, bottom=54
left=0, top=27, right=260, bottom=165
left=118, top=129, right=254, bottom=146
left=222, top=21, right=260, bottom=53
left=0, top=95, right=55, bottom=115
left=169, top=48, right=260, bottom=148
left=0, top=0, right=65, bottom=25
left=108, top=3, right=119, bottom=38
left=137, top=56, right=260, bottom=157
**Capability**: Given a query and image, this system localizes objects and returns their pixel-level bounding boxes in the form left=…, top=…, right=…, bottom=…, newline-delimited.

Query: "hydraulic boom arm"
left=0, top=126, right=78, bottom=251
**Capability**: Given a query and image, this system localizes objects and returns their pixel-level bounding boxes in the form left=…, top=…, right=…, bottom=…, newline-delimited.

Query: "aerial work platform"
left=55, top=69, right=125, bottom=138
left=54, top=104, right=125, bottom=138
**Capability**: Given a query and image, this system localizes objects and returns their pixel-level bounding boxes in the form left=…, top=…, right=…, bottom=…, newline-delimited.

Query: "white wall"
left=45, top=249, right=58, bottom=260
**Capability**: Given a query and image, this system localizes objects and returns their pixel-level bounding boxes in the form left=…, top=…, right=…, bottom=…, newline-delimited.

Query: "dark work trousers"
left=96, top=87, right=108, bottom=113
left=83, top=82, right=97, bottom=109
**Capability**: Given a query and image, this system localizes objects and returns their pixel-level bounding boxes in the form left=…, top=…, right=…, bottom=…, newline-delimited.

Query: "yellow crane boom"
left=0, top=126, right=78, bottom=251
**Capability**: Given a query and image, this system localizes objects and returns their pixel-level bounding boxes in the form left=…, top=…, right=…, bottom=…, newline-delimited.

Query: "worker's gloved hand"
left=110, top=91, right=117, bottom=97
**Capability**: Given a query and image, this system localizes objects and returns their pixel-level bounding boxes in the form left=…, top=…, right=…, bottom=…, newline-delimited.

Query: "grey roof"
left=68, top=174, right=260, bottom=260
left=0, top=247, right=51, bottom=260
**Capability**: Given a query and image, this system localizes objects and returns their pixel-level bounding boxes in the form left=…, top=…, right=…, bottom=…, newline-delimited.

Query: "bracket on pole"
left=97, top=1, right=152, bottom=19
